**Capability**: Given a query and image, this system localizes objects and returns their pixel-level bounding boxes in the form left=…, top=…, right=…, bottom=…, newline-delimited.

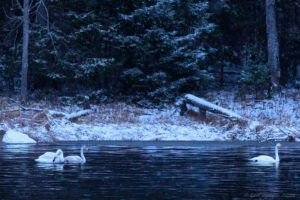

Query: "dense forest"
left=0, top=0, right=299, bottom=106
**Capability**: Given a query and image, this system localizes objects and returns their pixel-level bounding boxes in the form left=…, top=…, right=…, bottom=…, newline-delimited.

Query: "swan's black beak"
left=53, top=157, right=56, bottom=162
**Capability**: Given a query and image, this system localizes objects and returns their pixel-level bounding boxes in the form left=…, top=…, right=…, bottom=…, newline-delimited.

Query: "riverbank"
left=0, top=89, right=299, bottom=142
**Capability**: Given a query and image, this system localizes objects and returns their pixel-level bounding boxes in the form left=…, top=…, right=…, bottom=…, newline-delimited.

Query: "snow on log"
left=65, top=109, right=92, bottom=120
left=182, top=94, right=244, bottom=120
left=2, top=130, right=36, bottom=143
left=48, top=109, right=92, bottom=121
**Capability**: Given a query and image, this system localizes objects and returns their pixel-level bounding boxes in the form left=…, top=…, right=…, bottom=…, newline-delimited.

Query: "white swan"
left=35, top=152, right=56, bottom=163
left=250, top=143, right=282, bottom=163
left=64, top=146, right=87, bottom=163
left=53, top=149, right=64, bottom=163
left=35, top=149, right=64, bottom=163
left=53, top=146, right=87, bottom=164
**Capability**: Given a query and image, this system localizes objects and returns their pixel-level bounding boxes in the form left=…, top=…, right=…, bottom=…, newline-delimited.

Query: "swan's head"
left=53, top=149, right=64, bottom=163
left=81, top=145, right=88, bottom=151
left=276, top=143, right=282, bottom=148
left=56, top=149, right=63, bottom=155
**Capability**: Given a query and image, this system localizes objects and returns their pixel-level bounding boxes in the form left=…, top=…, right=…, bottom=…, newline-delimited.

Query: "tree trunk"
left=265, top=0, right=280, bottom=89
left=21, top=0, right=30, bottom=103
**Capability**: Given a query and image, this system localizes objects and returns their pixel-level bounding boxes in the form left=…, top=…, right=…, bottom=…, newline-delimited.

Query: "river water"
left=0, top=141, right=299, bottom=199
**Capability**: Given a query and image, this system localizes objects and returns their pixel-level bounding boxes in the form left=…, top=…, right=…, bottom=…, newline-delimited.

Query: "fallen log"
left=48, top=109, right=92, bottom=121
left=7, top=98, right=43, bottom=112
left=65, top=110, right=92, bottom=121
left=181, top=94, right=245, bottom=121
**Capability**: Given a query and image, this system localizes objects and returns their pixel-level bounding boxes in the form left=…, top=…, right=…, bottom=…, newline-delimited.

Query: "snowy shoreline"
left=1, top=89, right=299, bottom=143
left=1, top=121, right=296, bottom=143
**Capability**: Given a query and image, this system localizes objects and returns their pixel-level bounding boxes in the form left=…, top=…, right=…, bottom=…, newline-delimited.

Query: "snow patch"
left=2, top=130, right=36, bottom=144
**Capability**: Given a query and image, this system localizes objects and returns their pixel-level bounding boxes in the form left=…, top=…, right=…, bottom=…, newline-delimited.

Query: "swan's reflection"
left=36, top=163, right=64, bottom=171
left=248, top=161, right=280, bottom=178
left=249, top=162, right=279, bottom=168
left=36, top=162, right=86, bottom=172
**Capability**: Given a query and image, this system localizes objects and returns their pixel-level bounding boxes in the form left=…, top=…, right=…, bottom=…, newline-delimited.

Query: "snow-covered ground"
left=0, top=89, right=299, bottom=142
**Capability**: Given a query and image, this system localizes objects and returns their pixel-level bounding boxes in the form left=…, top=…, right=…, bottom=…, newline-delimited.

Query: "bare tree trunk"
left=266, top=0, right=280, bottom=89
left=21, top=0, right=30, bottom=103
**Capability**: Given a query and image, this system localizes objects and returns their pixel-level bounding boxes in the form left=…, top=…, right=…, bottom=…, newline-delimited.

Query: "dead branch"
left=0, top=109, right=21, bottom=113
left=15, top=0, right=23, bottom=12
left=278, top=127, right=299, bottom=137
left=7, top=98, right=44, bottom=112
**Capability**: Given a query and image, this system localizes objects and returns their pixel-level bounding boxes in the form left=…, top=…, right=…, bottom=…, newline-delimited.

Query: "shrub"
left=238, top=63, right=271, bottom=99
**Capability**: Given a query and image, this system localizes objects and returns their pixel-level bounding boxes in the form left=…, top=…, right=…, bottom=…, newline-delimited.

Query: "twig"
left=29, top=0, right=35, bottom=9
left=278, top=127, right=298, bottom=136
left=7, top=98, right=44, bottom=112
left=15, top=0, right=23, bottom=12
left=0, top=109, right=20, bottom=113
left=42, top=0, right=58, bottom=54
left=13, top=24, right=19, bottom=49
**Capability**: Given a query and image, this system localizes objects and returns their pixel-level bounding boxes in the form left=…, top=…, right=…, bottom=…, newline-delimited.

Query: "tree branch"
left=38, top=0, right=58, bottom=55
left=15, top=0, right=24, bottom=12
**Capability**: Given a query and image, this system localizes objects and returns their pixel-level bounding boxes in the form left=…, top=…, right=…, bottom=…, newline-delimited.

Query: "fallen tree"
left=48, top=109, right=92, bottom=121
left=180, top=94, right=246, bottom=121
left=45, top=109, right=92, bottom=130
left=1, top=98, right=92, bottom=122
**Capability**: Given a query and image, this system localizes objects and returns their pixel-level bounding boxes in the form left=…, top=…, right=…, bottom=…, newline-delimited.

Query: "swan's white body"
left=250, top=155, right=277, bottom=163
left=64, top=146, right=87, bottom=163
left=35, top=152, right=56, bottom=163
left=35, top=149, right=64, bottom=163
left=53, top=146, right=87, bottom=164
left=250, top=143, right=282, bottom=163
left=64, top=155, right=84, bottom=163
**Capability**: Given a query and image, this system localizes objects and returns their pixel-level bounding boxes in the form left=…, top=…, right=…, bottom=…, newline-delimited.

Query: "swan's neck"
left=60, top=152, right=64, bottom=162
left=54, top=152, right=64, bottom=163
left=81, top=147, right=86, bottom=163
left=275, top=146, right=279, bottom=162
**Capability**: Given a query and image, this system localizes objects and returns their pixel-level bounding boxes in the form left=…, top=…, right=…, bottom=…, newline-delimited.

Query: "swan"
left=35, top=152, right=56, bottom=163
left=35, top=149, right=64, bottom=163
left=64, top=146, right=87, bottom=163
left=53, top=146, right=87, bottom=164
left=250, top=143, right=282, bottom=163
left=52, top=149, right=64, bottom=163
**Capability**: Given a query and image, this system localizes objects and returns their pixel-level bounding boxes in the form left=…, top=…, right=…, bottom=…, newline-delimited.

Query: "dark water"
left=0, top=141, right=299, bottom=199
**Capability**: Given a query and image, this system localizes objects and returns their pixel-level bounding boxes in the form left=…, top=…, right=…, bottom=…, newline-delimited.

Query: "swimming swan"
left=35, top=149, right=64, bottom=163
left=64, top=146, right=87, bottom=163
left=250, top=143, right=282, bottom=163
left=52, top=149, right=64, bottom=163
left=35, top=152, right=56, bottom=163
left=53, top=146, right=87, bottom=164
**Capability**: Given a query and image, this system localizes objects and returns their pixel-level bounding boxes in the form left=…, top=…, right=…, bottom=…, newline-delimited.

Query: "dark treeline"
left=0, top=0, right=299, bottom=105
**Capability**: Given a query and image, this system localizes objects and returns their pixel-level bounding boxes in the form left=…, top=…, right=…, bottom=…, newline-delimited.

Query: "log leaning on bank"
left=180, top=94, right=245, bottom=121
